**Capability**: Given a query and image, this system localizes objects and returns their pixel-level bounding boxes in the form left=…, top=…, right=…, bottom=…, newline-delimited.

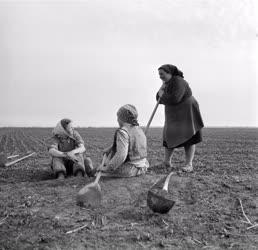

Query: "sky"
left=0, top=0, right=257, bottom=127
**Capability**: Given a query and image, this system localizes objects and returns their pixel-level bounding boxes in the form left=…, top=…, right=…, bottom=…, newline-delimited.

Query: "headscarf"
left=52, top=118, right=74, bottom=138
left=61, top=118, right=72, bottom=130
left=158, top=64, right=184, bottom=78
left=117, top=104, right=139, bottom=126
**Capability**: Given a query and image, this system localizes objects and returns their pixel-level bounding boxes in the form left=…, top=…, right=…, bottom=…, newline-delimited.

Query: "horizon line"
left=0, top=126, right=257, bottom=129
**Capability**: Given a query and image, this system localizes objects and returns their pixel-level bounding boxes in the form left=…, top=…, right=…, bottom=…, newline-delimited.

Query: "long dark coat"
left=157, top=76, right=204, bottom=148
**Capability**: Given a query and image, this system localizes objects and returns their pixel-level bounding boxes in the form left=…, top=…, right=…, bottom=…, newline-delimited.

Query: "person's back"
left=122, top=125, right=147, bottom=162
left=97, top=104, right=149, bottom=177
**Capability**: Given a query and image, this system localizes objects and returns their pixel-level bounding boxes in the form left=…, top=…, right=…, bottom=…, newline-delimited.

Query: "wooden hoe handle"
left=94, top=154, right=107, bottom=184
left=5, top=152, right=36, bottom=167
left=145, top=98, right=160, bottom=135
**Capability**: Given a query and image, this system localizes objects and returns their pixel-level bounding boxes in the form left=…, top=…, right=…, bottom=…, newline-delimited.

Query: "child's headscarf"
left=52, top=118, right=74, bottom=138
left=117, top=104, right=139, bottom=126
left=158, top=64, right=184, bottom=78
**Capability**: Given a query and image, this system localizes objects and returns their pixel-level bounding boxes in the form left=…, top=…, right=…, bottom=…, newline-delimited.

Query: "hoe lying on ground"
left=147, top=172, right=175, bottom=214
left=0, top=152, right=36, bottom=168
left=76, top=155, right=106, bottom=207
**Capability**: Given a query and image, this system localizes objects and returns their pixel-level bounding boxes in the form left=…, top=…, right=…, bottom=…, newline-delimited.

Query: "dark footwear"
left=56, top=172, right=65, bottom=179
left=75, top=170, right=84, bottom=177
left=88, top=168, right=97, bottom=177
left=84, top=161, right=95, bottom=177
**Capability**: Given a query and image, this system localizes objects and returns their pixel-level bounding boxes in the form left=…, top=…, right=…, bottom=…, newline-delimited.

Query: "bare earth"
left=0, top=127, right=257, bottom=250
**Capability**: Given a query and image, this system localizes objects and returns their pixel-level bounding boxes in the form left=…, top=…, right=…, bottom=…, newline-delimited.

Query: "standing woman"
left=157, top=64, right=204, bottom=172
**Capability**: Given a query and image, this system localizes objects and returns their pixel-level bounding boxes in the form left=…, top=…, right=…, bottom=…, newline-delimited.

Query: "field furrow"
left=0, top=127, right=257, bottom=250
left=0, top=134, right=7, bottom=152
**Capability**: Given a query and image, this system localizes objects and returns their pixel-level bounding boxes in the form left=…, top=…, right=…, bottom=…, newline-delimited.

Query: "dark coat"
left=156, top=76, right=204, bottom=148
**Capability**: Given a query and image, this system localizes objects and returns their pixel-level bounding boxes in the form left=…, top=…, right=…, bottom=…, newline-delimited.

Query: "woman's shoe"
left=87, top=168, right=97, bottom=177
left=56, top=172, right=65, bottom=179
left=75, top=170, right=84, bottom=177
left=182, top=164, right=193, bottom=173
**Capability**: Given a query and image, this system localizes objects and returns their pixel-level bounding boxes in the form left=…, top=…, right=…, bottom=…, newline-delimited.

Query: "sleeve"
left=48, top=137, right=59, bottom=151
left=106, top=129, right=129, bottom=171
left=73, top=131, right=85, bottom=146
left=159, top=79, right=187, bottom=105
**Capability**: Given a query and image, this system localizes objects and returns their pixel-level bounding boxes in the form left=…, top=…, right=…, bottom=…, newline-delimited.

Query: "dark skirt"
left=163, top=130, right=202, bottom=149
left=163, top=96, right=204, bottom=148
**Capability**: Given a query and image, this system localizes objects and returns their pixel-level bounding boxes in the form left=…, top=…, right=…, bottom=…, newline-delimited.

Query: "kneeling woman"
left=98, top=104, right=149, bottom=177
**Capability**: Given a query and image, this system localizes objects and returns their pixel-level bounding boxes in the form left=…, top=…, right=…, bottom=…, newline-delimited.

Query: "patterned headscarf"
left=117, top=104, right=139, bottom=126
left=52, top=118, right=74, bottom=138
left=158, top=64, right=184, bottom=78
left=61, top=118, right=72, bottom=130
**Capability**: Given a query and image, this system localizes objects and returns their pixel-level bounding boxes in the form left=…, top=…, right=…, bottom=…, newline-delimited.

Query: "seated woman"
left=48, top=118, right=93, bottom=179
left=97, top=104, right=149, bottom=177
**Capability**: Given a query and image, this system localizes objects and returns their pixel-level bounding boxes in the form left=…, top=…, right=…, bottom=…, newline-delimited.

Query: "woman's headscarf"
left=117, top=104, right=139, bottom=126
left=158, top=64, right=184, bottom=78
left=52, top=118, right=74, bottom=138
left=61, top=118, right=72, bottom=130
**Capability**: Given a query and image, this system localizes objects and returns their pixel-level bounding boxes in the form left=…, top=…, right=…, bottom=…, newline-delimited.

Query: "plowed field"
left=0, top=127, right=257, bottom=249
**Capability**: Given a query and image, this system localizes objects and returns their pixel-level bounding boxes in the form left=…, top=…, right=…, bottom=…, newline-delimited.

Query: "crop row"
left=0, top=129, right=51, bottom=156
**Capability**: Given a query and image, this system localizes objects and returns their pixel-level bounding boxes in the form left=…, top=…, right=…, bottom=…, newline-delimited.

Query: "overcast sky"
left=0, top=0, right=257, bottom=127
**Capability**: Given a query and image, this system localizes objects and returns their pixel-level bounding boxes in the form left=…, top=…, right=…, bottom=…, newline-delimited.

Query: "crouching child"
left=97, top=104, right=149, bottom=177
left=48, top=118, right=93, bottom=179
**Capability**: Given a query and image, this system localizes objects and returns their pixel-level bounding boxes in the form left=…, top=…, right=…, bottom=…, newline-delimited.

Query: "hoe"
left=145, top=98, right=175, bottom=213
left=0, top=152, right=36, bottom=168
left=77, top=96, right=175, bottom=212
left=76, top=98, right=161, bottom=208
left=76, top=154, right=106, bottom=207
left=147, top=172, right=175, bottom=213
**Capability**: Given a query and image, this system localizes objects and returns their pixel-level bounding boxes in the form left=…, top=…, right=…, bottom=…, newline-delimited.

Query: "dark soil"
left=0, top=127, right=257, bottom=249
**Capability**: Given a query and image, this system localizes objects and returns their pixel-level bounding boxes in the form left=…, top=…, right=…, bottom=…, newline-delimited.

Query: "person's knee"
left=52, top=157, right=63, bottom=164
left=84, top=157, right=93, bottom=168
left=52, top=157, right=65, bottom=171
left=73, top=163, right=85, bottom=177
left=51, top=157, right=66, bottom=178
left=84, top=157, right=96, bottom=177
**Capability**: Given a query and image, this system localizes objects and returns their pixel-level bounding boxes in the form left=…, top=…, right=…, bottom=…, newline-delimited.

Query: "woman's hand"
left=158, top=88, right=165, bottom=97
left=158, top=82, right=166, bottom=97
left=66, top=151, right=78, bottom=162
